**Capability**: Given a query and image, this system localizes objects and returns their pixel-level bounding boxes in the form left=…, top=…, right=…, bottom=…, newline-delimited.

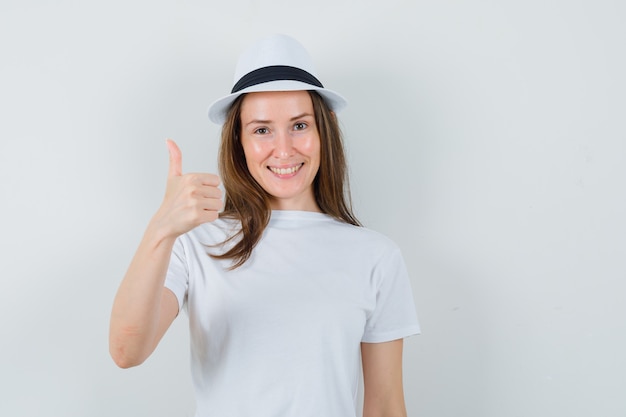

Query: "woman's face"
left=240, top=90, right=321, bottom=212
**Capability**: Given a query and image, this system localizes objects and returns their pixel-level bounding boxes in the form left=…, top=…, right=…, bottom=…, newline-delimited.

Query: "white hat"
left=207, top=34, right=347, bottom=124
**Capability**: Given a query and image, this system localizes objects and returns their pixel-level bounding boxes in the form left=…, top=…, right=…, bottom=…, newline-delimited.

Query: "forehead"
left=240, top=90, right=314, bottom=121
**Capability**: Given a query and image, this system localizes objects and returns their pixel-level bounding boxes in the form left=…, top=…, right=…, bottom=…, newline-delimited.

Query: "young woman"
left=109, top=34, right=420, bottom=417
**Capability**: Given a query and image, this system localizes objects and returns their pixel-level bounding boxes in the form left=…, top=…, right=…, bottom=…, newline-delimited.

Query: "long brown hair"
left=211, top=91, right=361, bottom=269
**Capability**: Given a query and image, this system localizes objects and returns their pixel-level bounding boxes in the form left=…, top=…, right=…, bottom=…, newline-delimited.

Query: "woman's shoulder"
left=295, top=212, right=400, bottom=252
left=179, top=216, right=240, bottom=247
left=341, top=222, right=399, bottom=250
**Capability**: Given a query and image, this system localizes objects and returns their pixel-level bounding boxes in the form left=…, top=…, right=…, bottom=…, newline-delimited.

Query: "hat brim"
left=207, top=80, right=347, bottom=124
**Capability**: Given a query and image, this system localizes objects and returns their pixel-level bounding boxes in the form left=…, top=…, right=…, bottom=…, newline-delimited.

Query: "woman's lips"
left=268, top=163, right=304, bottom=176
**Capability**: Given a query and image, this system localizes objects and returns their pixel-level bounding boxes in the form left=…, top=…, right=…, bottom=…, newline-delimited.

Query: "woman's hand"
left=151, top=139, right=223, bottom=239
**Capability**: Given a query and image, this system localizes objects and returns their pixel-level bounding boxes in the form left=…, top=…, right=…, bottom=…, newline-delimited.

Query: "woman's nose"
left=273, top=130, right=295, bottom=159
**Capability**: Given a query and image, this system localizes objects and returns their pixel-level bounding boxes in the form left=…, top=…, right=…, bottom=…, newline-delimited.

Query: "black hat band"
left=231, top=65, right=324, bottom=94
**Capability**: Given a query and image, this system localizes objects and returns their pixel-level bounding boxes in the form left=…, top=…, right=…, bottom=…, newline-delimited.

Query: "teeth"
left=270, top=164, right=302, bottom=175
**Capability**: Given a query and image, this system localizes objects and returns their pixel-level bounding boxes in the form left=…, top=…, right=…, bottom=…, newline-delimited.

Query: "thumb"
left=166, top=139, right=182, bottom=178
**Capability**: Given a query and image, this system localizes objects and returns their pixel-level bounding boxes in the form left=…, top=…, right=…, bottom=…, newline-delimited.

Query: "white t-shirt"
left=165, top=210, right=420, bottom=417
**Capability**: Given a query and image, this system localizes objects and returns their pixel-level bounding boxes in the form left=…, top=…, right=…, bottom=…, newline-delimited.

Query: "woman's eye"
left=254, top=127, right=268, bottom=135
left=294, top=122, right=307, bottom=131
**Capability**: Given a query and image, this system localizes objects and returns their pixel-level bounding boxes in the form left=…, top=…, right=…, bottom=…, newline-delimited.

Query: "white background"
left=1, top=1, right=625, bottom=416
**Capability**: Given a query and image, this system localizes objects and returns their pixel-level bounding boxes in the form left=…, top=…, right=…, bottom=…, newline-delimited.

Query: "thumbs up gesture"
left=152, top=139, right=223, bottom=239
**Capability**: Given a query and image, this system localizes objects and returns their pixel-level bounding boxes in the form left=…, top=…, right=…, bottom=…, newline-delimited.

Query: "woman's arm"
left=108, top=226, right=180, bottom=368
left=361, top=339, right=407, bottom=417
left=109, top=140, right=222, bottom=368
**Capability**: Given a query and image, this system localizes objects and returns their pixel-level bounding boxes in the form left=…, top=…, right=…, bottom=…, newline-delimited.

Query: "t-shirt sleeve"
left=164, top=236, right=189, bottom=312
left=362, top=246, right=421, bottom=343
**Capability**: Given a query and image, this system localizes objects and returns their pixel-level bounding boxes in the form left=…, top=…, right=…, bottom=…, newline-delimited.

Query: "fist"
left=153, top=139, right=223, bottom=238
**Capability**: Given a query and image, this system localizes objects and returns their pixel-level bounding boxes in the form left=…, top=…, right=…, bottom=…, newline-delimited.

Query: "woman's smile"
left=268, top=162, right=304, bottom=176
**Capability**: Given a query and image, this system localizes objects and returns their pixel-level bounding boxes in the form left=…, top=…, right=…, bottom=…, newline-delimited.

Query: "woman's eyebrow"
left=245, top=119, right=271, bottom=127
left=290, top=113, right=314, bottom=121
